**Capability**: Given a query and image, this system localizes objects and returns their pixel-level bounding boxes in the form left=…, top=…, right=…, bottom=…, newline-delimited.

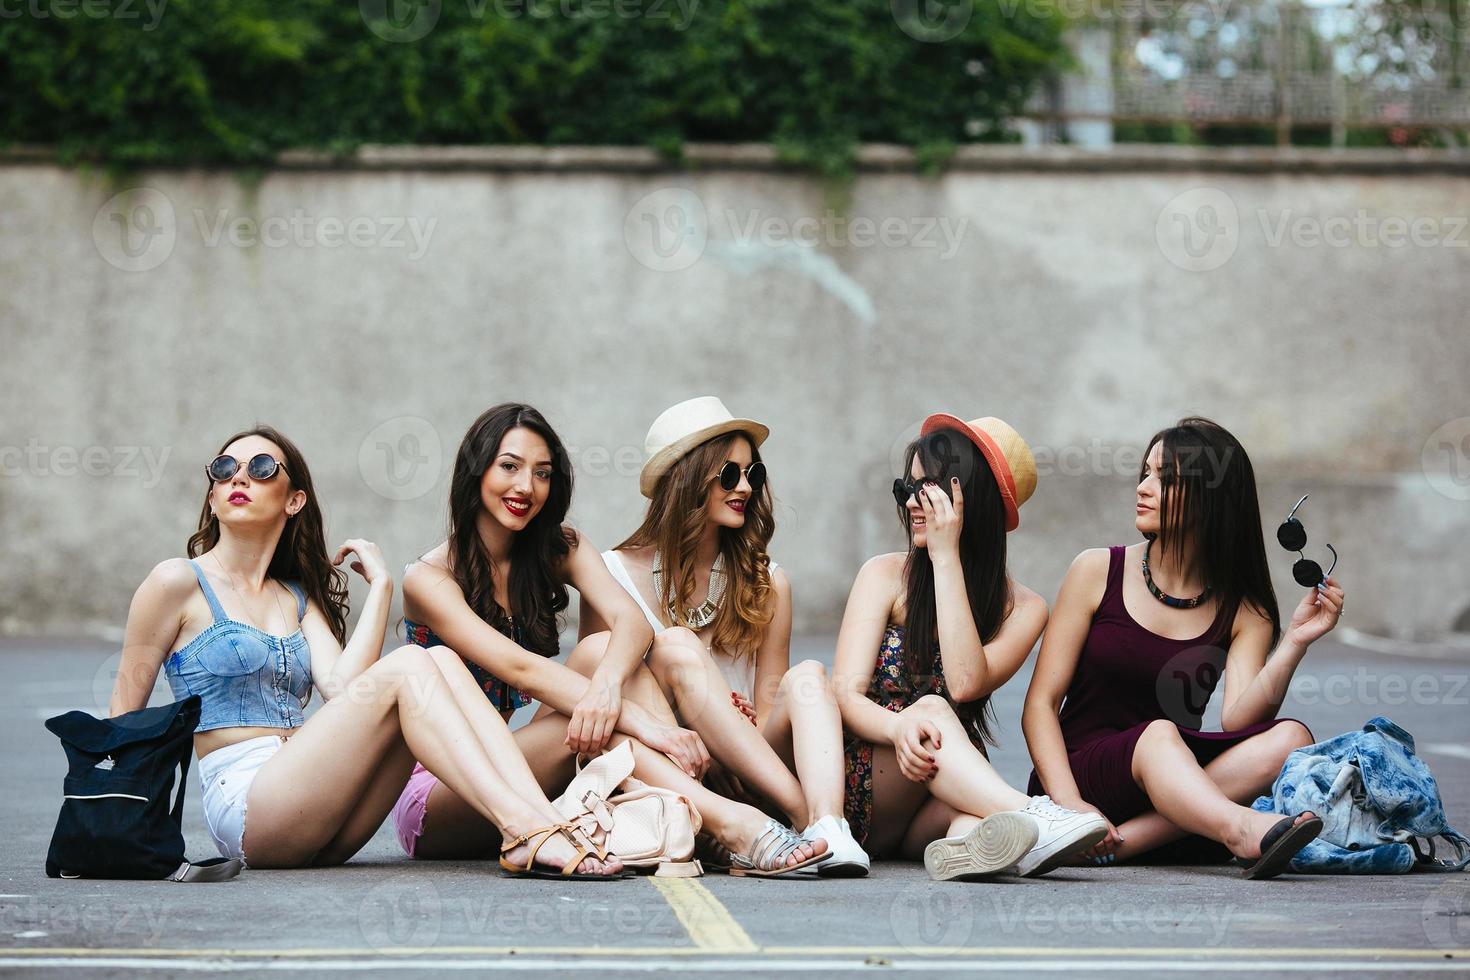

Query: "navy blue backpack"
left=45, top=696, right=241, bottom=882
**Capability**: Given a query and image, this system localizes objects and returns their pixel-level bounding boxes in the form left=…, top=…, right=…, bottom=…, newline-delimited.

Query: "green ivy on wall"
left=0, top=0, right=1067, bottom=175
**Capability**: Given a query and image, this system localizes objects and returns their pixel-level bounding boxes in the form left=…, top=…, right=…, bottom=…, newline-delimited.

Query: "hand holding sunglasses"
left=1276, top=494, right=1339, bottom=587
left=891, top=476, right=952, bottom=508
left=1278, top=494, right=1346, bottom=643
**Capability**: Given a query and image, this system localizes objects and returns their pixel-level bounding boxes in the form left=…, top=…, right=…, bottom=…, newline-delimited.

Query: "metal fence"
left=1020, top=0, right=1469, bottom=144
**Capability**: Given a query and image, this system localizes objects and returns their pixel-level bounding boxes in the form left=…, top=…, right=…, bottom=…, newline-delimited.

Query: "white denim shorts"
left=198, top=734, right=287, bottom=863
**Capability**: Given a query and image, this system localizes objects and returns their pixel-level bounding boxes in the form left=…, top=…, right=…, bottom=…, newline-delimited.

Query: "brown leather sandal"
left=498, top=822, right=630, bottom=880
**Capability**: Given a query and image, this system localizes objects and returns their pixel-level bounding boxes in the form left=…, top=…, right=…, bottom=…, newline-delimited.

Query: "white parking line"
left=1423, top=743, right=1470, bottom=761
left=1337, top=627, right=1470, bottom=661
left=0, top=956, right=1463, bottom=972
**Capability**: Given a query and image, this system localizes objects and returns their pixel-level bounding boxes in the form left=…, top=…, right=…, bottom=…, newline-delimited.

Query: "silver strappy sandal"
left=728, top=820, right=831, bottom=878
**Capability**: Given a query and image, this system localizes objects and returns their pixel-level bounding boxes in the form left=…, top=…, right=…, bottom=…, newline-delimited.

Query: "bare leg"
left=643, top=628, right=808, bottom=825
left=757, top=660, right=845, bottom=826
left=424, top=645, right=578, bottom=800
left=862, top=746, right=933, bottom=858
left=411, top=779, right=503, bottom=860
left=412, top=633, right=823, bottom=867
left=310, top=736, right=419, bottom=866
left=565, top=631, right=680, bottom=727
left=1111, top=721, right=1315, bottom=861
left=413, top=714, right=588, bottom=859
left=242, top=645, right=617, bottom=875
left=904, top=696, right=1031, bottom=814
left=899, top=797, right=980, bottom=860
left=407, top=645, right=581, bottom=858
left=859, top=697, right=1034, bottom=859
left=567, top=630, right=809, bottom=824
left=1128, top=720, right=1316, bottom=861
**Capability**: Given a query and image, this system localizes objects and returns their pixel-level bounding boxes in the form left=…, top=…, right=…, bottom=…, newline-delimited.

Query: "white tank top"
left=600, top=549, right=777, bottom=700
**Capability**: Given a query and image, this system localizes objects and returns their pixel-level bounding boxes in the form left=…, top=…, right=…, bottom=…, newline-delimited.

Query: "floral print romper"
left=843, top=623, right=952, bottom=845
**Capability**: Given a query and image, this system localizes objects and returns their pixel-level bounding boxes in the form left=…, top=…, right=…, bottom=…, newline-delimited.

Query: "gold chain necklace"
left=210, top=552, right=290, bottom=631
left=651, top=551, right=726, bottom=630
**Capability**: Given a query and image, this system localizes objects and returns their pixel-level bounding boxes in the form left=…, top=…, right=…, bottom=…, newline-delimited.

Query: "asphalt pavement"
left=2, top=633, right=1468, bottom=978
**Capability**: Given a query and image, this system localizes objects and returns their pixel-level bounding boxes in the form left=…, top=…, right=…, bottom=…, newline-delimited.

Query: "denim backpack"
left=1252, top=716, right=1470, bottom=874
left=45, top=696, right=241, bottom=881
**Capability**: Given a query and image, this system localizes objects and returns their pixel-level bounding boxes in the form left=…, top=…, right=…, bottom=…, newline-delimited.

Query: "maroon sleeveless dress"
left=1027, top=546, right=1308, bottom=856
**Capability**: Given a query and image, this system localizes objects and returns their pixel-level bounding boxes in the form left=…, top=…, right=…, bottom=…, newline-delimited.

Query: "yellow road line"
left=0, top=945, right=1462, bottom=960
left=647, top=876, right=758, bottom=952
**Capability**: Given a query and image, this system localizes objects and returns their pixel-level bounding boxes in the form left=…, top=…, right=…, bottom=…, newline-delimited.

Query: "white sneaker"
left=924, top=810, right=1038, bottom=882
left=801, top=814, right=870, bottom=877
left=1015, top=795, right=1109, bottom=878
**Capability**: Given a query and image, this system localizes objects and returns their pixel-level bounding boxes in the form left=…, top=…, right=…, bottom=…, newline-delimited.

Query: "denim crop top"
left=164, top=560, right=314, bottom=733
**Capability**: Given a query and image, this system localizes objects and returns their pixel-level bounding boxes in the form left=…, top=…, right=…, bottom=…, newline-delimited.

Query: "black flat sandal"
left=1241, top=813, right=1323, bottom=880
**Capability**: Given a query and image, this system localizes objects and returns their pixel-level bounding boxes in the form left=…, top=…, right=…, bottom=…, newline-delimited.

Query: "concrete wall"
left=3, top=145, right=1468, bottom=641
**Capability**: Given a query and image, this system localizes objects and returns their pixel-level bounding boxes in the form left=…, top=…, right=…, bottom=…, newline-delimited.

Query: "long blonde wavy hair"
left=616, top=433, right=775, bottom=663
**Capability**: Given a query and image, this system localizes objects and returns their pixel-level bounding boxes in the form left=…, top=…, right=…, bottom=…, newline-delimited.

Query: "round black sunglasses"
left=1277, top=493, right=1339, bottom=587
left=715, top=460, right=766, bottom=494
left=206, top=453, right=287, bottom=483
left=892, top=476, right=951, bottom=508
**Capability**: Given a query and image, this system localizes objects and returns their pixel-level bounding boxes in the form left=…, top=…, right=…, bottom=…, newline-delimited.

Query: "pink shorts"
left=390, top=762, right=439, bottom=858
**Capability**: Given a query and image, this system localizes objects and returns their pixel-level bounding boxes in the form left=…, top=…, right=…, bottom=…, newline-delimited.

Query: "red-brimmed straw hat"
left=918, top=414, right=1037, bottom=532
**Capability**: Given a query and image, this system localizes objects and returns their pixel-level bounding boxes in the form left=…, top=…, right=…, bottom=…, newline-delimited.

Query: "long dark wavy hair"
left=616, top=432, right=775, bottom=662
left=187, top=426, right=349, bottom=645
left=1143, top=416, right=1281, bottom=647
left=447, top=403, right=577, bottom=658
left=897, top=429, right=1013, bottom=746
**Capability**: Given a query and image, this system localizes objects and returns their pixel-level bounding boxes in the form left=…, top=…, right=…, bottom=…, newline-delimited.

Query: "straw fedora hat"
left=918, top=414, right=1037, bottom=532
left=639, top=396, right=770, bottom=498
